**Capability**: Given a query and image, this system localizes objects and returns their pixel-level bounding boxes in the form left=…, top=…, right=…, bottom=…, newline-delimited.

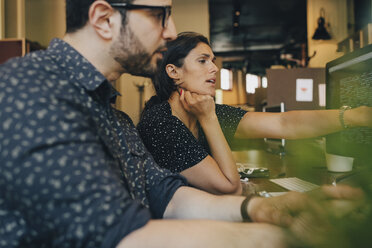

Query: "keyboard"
left=269, top=177, right=320, bottom=192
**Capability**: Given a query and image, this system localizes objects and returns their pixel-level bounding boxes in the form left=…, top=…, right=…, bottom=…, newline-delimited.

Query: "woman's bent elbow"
left=219, top=182, right=242, bottom=195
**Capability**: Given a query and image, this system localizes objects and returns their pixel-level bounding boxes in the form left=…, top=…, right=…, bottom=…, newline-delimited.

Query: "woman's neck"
left=168, top=92, right=198, bottom=136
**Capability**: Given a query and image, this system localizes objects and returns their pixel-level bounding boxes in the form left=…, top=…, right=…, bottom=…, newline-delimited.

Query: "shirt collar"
left=47, top=38, right=108, bottom=91
left=47, top=38, right=121, bottom=103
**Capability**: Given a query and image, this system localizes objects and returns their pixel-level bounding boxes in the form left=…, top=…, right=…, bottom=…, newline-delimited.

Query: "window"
left=261, top=76, right=268, bottom=88
left=246, top=73, right=259, bottom=94
left=220, top=68, right=232, bottom=90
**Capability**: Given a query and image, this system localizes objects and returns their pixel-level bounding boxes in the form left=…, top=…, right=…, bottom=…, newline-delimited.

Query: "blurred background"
left=0, top=0, right=371, bottom=124
left=1, top=1, right=372, bottom=247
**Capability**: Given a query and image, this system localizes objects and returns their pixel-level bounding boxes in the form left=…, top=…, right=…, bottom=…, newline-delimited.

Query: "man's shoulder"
left=0, top=49, right=63, bottom=82
left=114, top=108, right=135, bottom=127
left=0, top=51, right=85, bottom=115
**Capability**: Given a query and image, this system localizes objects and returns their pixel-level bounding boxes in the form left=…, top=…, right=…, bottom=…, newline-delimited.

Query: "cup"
left=325, top=153, right=354, bottom=172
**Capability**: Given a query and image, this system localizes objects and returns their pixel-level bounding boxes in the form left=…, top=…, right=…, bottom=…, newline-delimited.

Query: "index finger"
left=320, top=185, right=365, bottom=200
left=183, top=90, right=196, bottom=105
left=179, top=89, right=190, bottom=112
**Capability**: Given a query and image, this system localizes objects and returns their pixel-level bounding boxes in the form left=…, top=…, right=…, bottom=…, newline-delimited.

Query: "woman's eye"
left=199, top=59, right=206, bottom=64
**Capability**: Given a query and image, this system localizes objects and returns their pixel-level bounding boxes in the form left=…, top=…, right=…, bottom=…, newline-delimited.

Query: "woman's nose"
left=210, top=62, right=218, bottom=73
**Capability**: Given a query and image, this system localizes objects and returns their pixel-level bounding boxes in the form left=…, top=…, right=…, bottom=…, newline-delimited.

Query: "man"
left=0, top=0, right=359, bottom=247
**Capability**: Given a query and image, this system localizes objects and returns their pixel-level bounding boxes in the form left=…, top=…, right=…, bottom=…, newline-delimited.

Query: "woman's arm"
left=179, top=90, right=242, bottom=195
left=234, top=106, right=372, bottom=139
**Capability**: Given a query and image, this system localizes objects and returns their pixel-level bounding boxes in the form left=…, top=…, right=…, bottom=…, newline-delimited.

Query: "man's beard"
left=110, top=24, right=162, bottom=78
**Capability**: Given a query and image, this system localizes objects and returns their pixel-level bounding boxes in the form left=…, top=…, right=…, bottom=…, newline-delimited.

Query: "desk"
left=232, top=139, right=369, bottom=194
left=233, top=145, right=372, bottom=248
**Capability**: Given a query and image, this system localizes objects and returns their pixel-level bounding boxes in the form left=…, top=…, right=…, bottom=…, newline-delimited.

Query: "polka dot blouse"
left=137, top=101, right=247, bottom=173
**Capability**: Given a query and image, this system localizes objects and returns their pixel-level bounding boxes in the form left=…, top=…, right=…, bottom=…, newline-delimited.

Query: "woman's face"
left=174, top=42, right=218, bottom=96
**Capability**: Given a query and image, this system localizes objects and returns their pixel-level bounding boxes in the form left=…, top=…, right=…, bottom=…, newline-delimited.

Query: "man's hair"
left=65, top=0, right=133, bottom=33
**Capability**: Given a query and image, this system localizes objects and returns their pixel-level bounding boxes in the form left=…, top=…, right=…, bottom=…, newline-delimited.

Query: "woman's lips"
left=206, top=78, right=216, bottom=84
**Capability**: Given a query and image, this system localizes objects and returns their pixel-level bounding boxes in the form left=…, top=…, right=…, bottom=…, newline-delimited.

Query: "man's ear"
left=88, top=1, right=116, bottom=40
left=166, top=64, right=181, bottom=80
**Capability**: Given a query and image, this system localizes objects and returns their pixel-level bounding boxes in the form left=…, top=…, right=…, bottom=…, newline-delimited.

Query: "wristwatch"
left=241, top=194, right=256, bottom=222
left=339, top=105, right=352, bottom=129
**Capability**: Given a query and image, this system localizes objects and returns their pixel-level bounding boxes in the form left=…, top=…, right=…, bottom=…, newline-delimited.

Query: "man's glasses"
left=110, top=3, right=172, bottom=28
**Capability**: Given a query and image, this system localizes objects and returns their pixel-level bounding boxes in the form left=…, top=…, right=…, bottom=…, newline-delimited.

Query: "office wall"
left=0, top=0, right=4, bottom=38
left=307, top=0, right=347, bottom=67
left=221, top=70, right=248, bottom=105
left=4, top=0, right=21, bottom=38
left=266, top=68, right=325, bottom=110
left=172, top=0, right=209, bottom=39
left=24, top=0, right=65, bottom=47
left=3, top=0, right=65, bottom=46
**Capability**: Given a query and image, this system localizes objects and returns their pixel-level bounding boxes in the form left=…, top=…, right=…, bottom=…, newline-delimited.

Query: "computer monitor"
left=325, top=44, right=372, bottom=163
left=263, top=102, right=286, bottom=154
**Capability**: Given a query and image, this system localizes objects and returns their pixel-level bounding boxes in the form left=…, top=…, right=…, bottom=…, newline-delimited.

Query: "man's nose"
left=163, top=16, right=177, bottom=41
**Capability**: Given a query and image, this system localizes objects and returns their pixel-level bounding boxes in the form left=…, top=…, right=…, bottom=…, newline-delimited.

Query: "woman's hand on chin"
left=180, top=89, right=216, bottom=121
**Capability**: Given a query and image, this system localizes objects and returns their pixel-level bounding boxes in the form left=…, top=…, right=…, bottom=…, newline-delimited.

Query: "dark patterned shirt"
left=137, top=101, right=247, bottom=173
left=0, top=39, right=186, bottom=248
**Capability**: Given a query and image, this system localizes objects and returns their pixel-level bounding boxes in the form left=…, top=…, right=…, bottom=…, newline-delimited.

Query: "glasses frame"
left=110, top=3, right=172, bottom=28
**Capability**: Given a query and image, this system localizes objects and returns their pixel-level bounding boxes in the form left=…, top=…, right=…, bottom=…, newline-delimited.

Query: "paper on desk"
left=258, top=191, right=287, bottom=197
left=236, top=162, right=261, bottom=171
left=268, top=192, right=287, bottom=197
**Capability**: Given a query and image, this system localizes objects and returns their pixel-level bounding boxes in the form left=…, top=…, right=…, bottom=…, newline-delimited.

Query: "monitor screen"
left=326, top=44, right=372, bottom=161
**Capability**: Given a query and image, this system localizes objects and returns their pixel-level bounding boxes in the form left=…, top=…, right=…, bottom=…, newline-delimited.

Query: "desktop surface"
left=233, top=138, right=371, bottom=195
left=233, top=143, right=372, bottom=248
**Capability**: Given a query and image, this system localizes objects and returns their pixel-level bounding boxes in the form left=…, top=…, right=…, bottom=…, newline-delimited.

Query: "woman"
left=137, top=32, right=372, bottom=195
